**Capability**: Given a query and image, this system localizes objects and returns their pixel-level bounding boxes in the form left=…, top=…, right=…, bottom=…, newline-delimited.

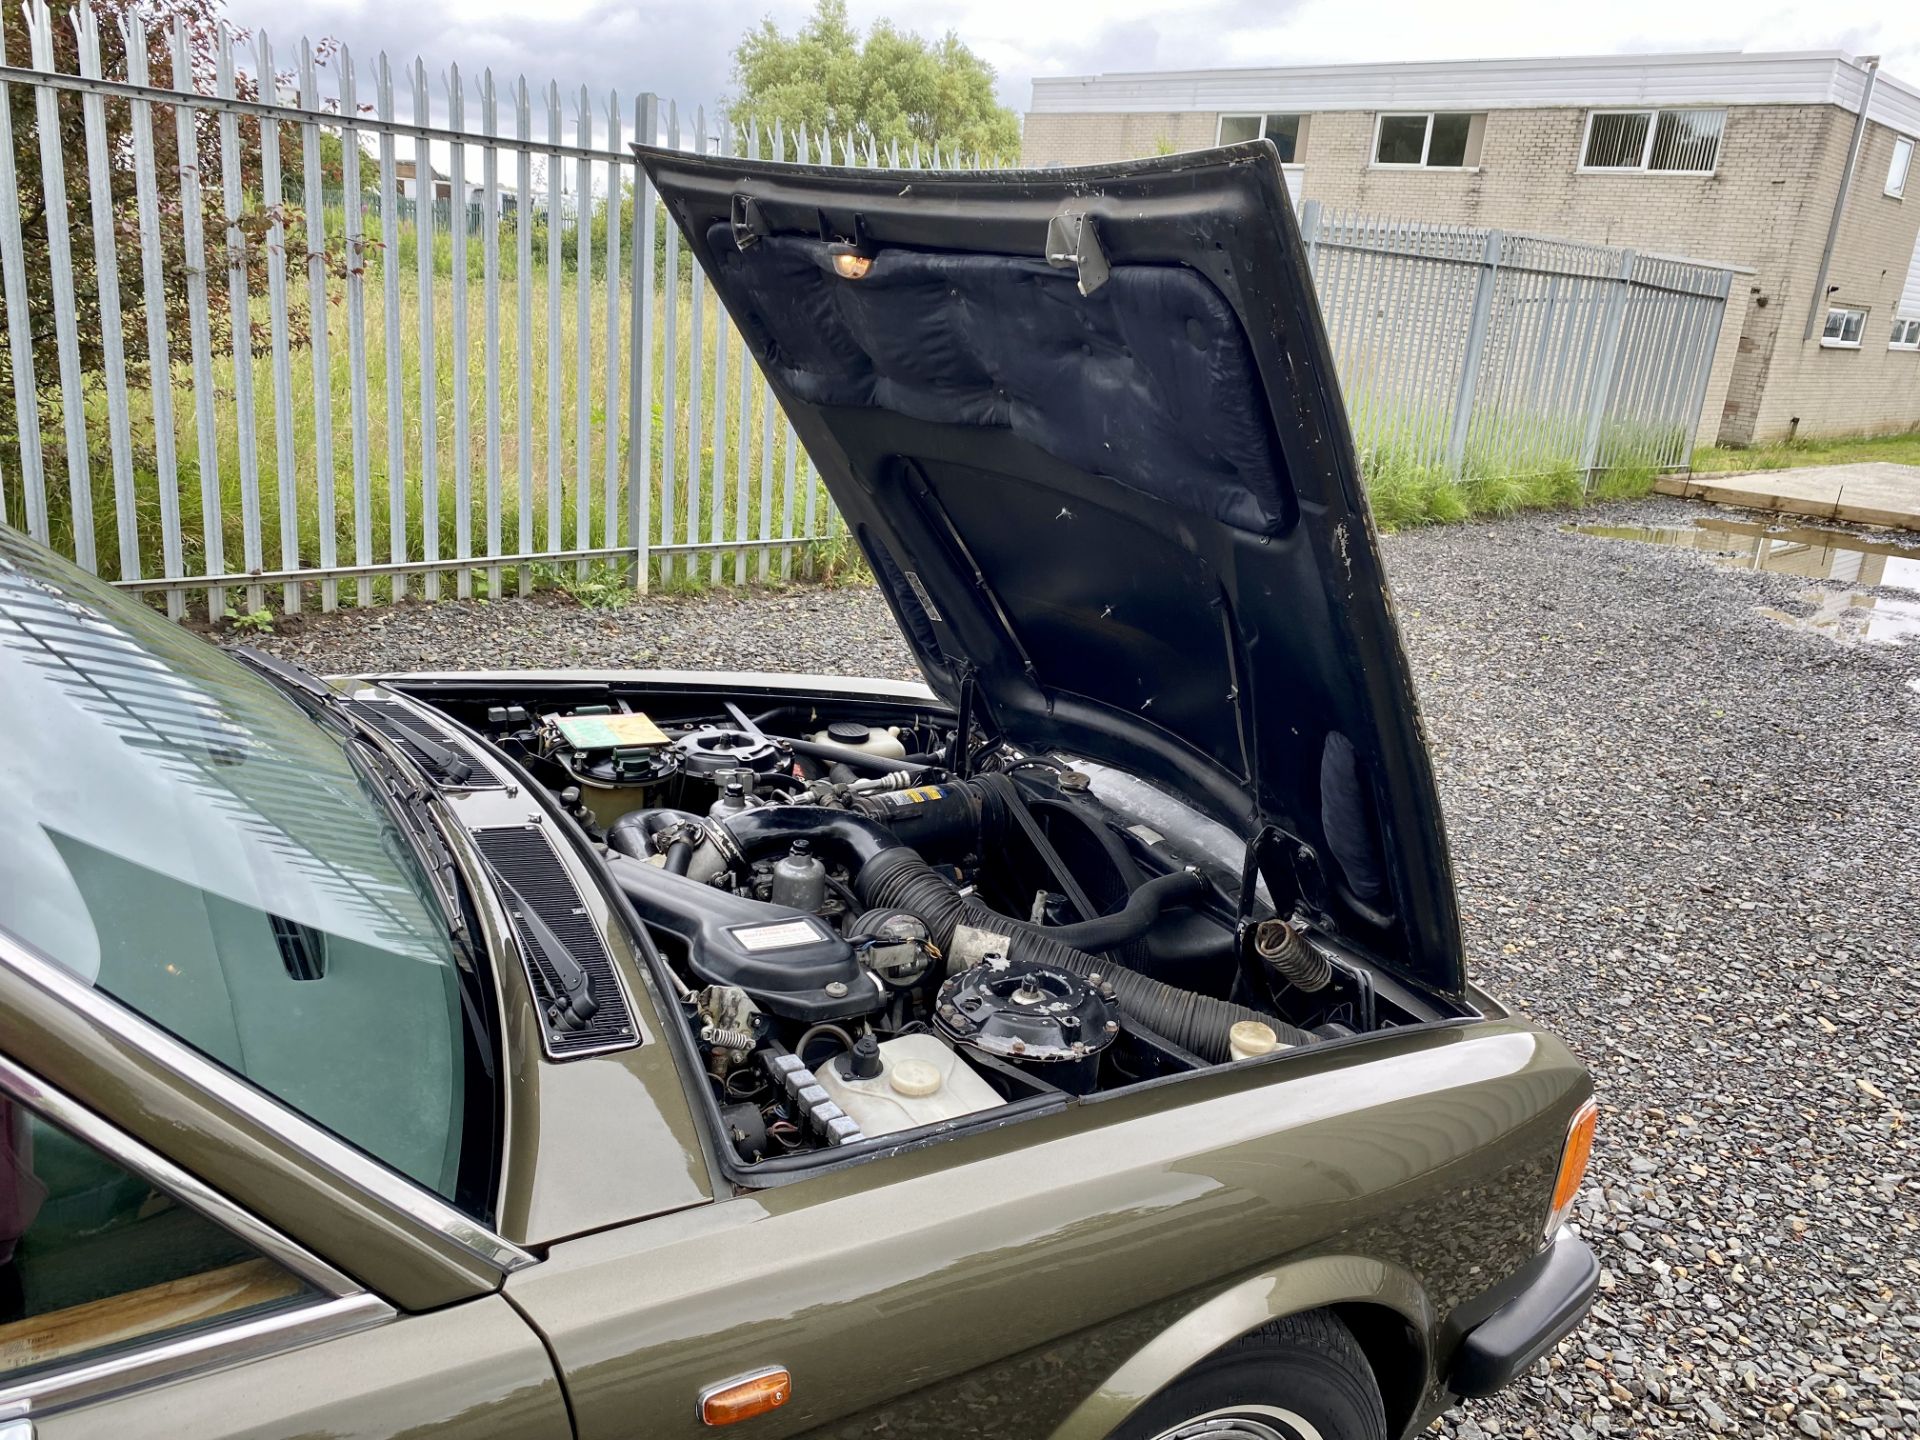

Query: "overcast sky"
left=229, top=0, right=1918, bottom=124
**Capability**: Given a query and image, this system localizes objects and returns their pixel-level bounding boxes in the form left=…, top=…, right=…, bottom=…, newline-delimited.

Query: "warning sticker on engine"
left=868, top=785, right=949, bottom=806
left=731, top=919, right=825, bottom=952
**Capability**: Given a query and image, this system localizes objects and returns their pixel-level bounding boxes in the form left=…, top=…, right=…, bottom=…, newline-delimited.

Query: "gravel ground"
left=239, top=495, right=1920, bottom=1438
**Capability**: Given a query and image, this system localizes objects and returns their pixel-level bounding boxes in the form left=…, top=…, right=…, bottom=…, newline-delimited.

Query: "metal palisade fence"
left=0, top=4, right=1736, bottom=621
left=1298, top=203, right=1735, bottom=489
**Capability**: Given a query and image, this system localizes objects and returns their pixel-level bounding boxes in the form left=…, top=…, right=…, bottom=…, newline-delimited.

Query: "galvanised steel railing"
left=1298, top=203, right=1734, bottom=488
left=0, top=3, right=1734, bottom=620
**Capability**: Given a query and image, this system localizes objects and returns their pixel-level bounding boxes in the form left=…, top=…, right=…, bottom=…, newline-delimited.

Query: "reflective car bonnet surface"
left=636, top=142, right=1463, bottom=1000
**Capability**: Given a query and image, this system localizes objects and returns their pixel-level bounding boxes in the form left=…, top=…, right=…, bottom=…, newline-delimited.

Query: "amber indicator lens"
left=700, top=1368, right=793, bottom=1426
left=1546, top=1097, right=1599, bottom=1235
left=832, top=252, right=872, bottom=279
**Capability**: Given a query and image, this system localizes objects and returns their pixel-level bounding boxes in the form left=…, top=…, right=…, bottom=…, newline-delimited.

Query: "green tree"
left=728, top=0, right=1019, bottom=161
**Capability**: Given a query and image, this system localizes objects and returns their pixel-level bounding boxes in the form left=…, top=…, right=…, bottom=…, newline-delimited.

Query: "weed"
left=229, top=608, right=275, bottom=635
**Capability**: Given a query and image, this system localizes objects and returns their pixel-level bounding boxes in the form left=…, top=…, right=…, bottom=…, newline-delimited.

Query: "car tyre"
left=1118, top=1310, right=1388, bottom=1440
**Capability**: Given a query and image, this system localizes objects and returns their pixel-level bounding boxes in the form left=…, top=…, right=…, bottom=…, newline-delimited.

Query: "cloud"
left=229, top=0, right=1920, bottom=127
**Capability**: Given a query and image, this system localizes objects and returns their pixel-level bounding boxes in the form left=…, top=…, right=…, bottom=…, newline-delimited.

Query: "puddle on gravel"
left=1571, top=517, right=1920, bottom=646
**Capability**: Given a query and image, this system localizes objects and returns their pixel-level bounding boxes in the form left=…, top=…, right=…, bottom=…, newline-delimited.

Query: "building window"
left=1581, top=109, right=1725, bottom=174
left=1821, top=307, right=1867, bottom=349
left=1216, top=113, right=1304, bottom=164
left=1892, top=317, right=1920, bottom=350
left=1889, top=136, right=1914, bottom=199
left=1372, top=112, right=1482, bottom=169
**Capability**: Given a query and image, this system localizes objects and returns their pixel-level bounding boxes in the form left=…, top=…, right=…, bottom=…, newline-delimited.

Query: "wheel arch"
left=1044, top=1253, right=1435, bottom=1440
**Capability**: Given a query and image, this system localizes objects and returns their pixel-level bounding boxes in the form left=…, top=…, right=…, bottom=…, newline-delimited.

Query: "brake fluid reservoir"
left=812, top=1033, right=1002, bottom=1138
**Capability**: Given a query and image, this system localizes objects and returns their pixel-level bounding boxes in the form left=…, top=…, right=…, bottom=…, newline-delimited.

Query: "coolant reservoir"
left=808, top=721, right=907, bottom=760
left=812, top=1033, right=1002, bottom=1138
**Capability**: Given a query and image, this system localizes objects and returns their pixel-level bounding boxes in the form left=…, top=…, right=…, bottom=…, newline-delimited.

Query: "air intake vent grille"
left=346, top=699, right=501, bottom=787
left=470, top=825, right=638, bottom=1057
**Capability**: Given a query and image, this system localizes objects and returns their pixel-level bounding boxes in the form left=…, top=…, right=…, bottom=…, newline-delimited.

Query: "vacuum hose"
left=854, top=847, right=1313, bottom=1063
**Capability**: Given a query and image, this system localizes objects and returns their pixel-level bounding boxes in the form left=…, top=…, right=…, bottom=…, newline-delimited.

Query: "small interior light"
left=699, top=1368, right=792, bottom=1426
left=832, top=252, right=872, bottom=280
left=1545, top=1097, right=1598, bottom=1237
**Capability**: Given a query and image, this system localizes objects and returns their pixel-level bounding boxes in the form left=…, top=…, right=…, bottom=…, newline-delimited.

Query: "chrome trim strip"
left=0, top=1292, right=393, bottom=1418
left=0, top=928, right=536, bottom=1277
left=0, top=1053, right=358, bottom=1297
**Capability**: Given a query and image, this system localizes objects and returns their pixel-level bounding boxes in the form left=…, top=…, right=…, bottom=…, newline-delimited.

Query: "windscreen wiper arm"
left=468, top=851, right=599, bottom=1032
left=232, top=646, right=473, bottom=785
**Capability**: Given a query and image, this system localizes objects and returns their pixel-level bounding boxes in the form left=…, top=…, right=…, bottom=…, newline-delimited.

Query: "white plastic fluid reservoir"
left=808, top=721, right=908, bottom=760
left=813, top=1033, right=1003, bottom=1139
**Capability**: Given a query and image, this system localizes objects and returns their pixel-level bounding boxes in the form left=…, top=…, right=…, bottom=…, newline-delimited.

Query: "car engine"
left=448, top=690, right=1408, bottom=1167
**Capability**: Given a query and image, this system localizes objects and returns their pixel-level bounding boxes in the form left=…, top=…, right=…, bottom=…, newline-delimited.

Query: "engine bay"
left=409, top=682, right=1451, bottom=1169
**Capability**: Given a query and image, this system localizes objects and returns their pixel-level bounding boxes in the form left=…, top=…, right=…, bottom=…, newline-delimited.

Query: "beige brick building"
left=1024, top=52, right=1920, bottom=446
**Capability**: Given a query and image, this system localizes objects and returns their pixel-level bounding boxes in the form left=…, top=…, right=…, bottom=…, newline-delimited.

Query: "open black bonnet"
left=638, top=144, right=1465, bottom=1000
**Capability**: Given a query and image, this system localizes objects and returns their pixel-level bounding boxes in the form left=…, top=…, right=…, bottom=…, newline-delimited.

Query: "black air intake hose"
left=855, top=847, right=1313, bottom=1063
left=723, top=806, right=902, bottom=874
left=1039, top=869, right=1208, bottom=953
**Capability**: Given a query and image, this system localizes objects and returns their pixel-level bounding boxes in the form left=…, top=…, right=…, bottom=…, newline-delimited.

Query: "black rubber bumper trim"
left=1450, top=1233, right=1600, bottom=1398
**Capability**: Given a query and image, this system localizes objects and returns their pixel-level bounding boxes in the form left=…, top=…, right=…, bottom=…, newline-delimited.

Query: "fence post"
left=1298, top=198, right=1321, bottom=273
left=631, top=93, right=659, bottom=594
left=1580, top=250, right=1637, bottom=481
left=1680, top=268, right=1734, bottom=470
left=1446, top=227, right=1502, bottom=478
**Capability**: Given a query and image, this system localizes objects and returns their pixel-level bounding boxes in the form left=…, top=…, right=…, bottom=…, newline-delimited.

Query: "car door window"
left=0, top=1094, right=316, bottom=1383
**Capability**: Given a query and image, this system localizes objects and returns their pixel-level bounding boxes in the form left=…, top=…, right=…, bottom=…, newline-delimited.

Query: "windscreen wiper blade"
left=234, top=646, right=474, bottom=784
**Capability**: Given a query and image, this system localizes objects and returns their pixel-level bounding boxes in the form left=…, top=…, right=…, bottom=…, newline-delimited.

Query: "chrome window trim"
left=0, top=1292, right=393, bottom=1419
left=0, top=1052, right=358, bottom=1297
left=0, top=927, right=535, bottom=1278
left=0, top=1054, right=396, bottom=1419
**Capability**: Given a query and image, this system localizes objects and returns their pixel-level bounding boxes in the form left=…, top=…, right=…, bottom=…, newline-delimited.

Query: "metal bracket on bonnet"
left=1045, top=210, right=1110, bottom=296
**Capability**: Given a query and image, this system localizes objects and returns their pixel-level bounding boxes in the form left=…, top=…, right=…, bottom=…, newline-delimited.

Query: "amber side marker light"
left=699, top=1367, right=793, bottom=1426
left=1546, top=1097, right=1599, bottom=1237
left=831, top=251, right=872, bottom=279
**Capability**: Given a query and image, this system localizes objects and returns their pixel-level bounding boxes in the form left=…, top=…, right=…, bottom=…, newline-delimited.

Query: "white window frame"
left=1821, top=306, right=1868, bottom=349
left=1891, top=316, right=1920, bottom=351
left=1578, top=108, right=1725, bottom=176
left=1889, top=135, right=1915, bottom=199
left=1214, top=112, right=1306, bottom=165
left=1369, top=111, right=1480, bottom=170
